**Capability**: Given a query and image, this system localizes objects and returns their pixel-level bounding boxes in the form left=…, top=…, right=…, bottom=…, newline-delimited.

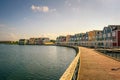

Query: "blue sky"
left=0, top=0, right=120, bottom=41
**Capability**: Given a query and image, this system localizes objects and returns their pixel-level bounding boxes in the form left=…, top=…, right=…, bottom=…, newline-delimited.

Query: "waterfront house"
left=74, top=34, right=79, bottom=45
left=42, top=38, right=50, bottom=44
left=103, top=26, right=115, bottom=48
left=96, top=30, right=103, bottom=48
left=71, top=35, right=76, bottom=45
left=88, top=31, right=93, bottom=47
left=103, top=27, right=108, bottom=48
left=108, top=25, right=120, bottom=48
left=74, top=33, right=82, bottom=46
left=79, top=33, right=85, bottom=46
left=68, top=35, right=73, bottom=45
left=66, top=35, right=71, bottom=45
left=102, top=25, right=120, bottom=48
left=87, top=30, right=102, bottom=48
left=105, top=26, right=112, bottom=48
left=55, top=25, right=120, bottom=48
left=34, top=38, right=43, bottom=45
left=29, top=38, right=36, bottom=45
left=19, top=39, right=28, bottom=45
left=82, top=33, right=86, bottom=46
left=84, top=32, right=89, bottom=47
left=56, top=36, right=66, bottom=45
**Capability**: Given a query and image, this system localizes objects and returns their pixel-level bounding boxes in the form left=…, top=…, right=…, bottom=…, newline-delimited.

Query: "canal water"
left=0, top=44, right=76, bottom=80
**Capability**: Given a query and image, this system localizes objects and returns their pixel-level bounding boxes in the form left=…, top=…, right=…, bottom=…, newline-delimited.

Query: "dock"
left=78, top=47, right=120, bottom=80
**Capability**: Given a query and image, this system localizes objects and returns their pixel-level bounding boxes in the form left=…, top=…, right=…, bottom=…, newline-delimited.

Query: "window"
left=112, top=37, right=116, bottom=41
left=108, top=33, right=111, bottom=37
left=103, top=34, right=106, bottom=38
left=112, top=31, right=116, bottom=37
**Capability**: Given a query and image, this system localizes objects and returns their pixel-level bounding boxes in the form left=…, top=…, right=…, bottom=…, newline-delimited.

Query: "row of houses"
left=56, top=25, right=120, bottom=48
left=19, top=37, right=50, bottom=45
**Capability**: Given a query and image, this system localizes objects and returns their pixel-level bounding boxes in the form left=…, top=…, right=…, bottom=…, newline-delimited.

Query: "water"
left=0, top=44, right=76, bottom=80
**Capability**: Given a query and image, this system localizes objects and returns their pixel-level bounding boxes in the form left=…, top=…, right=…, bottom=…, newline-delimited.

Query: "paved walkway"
left=78, top=47, right=120, bottom=80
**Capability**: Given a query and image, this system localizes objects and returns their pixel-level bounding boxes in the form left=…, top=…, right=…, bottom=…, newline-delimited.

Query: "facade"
left=56, top=36, right=66, bottom=45
left=19, top=37, right=50, bottom=45
left=29, top=38, right=36, bottom=45
left=79, top=33, right=85, bottom=46
left=56, top=25, right=120, bottom=48
left=96, top=31, right=103, bottom=48
left=75, top=33, right=81, bottom=45
left=109, top=25, right=120, bottom=48
left=66, top=35, right=71, bottom=45
left=42, top=38, right=50, bottom=44
left=87, top=30, right=101, bottom=48
left=70, top=35, right=76, bottom=45
left=34, top=38, right=43, bottom=45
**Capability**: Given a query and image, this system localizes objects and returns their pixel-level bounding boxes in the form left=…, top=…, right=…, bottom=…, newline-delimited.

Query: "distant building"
left=56, top=36, right=66, bottom=45
left=29, top=38, right=35, bottom=45
left=42, top=38, right=50, bottom=44
left=19, top=39, right=28, bottom=45
left=28, top=37, right=50, bottom=45
left=65, top=35, right=71, bottom=45
left=34, top=38, right=42, bottom=45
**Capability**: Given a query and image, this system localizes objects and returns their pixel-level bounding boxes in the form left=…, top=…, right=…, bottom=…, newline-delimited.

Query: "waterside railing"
left=60, top=46, right=80, bottom=80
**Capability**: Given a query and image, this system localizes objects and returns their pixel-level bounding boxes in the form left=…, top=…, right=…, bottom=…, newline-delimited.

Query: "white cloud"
left=31, top=5, right=56, bottom=13
left=31, top=5, right=49, bottom=12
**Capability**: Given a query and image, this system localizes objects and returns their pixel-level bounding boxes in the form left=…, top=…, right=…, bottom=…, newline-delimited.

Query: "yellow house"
left=88, top=30, right=101, bottom=47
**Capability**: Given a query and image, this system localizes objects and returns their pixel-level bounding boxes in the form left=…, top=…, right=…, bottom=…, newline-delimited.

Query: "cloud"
left=31, top=5, right=49, bottom=12
left=31, top=5, right=56, bottom=13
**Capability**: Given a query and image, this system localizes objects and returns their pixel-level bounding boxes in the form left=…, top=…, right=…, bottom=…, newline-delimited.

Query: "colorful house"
left=87, top=30, right=101, bottom=47
left=96, top=31, right=103, bottom=48
left=69, top=35, right=76, bottom=45
left=34, top=38, right=43, bottom=45
left=66, top=35, right=71, bottom=45
left=55, top=25, right=120, bottom=48
left=109, top=25, right=120, bottom=48
left=79, top=33, right=85, bottom=46
left=29, top=38, right=36, bottom=45
left=56, top=36, right=66, bottom=45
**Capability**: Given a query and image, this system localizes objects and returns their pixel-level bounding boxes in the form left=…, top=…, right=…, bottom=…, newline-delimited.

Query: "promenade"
left=78, top=47, right=120, bottom=80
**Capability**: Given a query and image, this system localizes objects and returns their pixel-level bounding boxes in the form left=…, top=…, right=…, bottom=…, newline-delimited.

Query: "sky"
left=0, top=0, right=120, bottom=41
